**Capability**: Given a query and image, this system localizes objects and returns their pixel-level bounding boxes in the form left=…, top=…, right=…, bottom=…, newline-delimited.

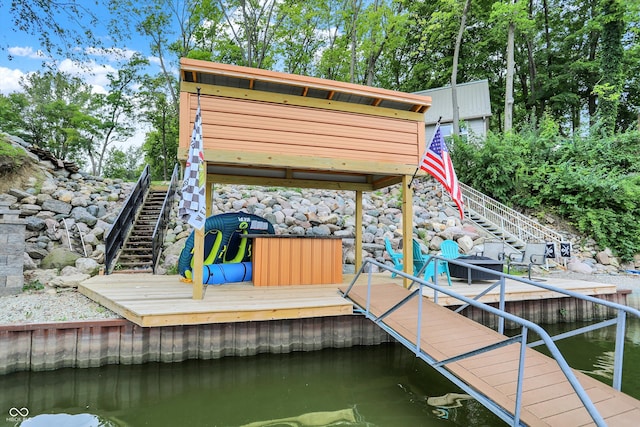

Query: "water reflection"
left=3, top=317, right=639, bottom=427
left=531, top=317, right=640, bottom=398
left=21, top=413, right=120, bottom=427
left=1, top=344, right=500, bottom=427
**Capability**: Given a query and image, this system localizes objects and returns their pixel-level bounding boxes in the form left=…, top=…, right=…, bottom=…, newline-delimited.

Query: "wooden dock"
left=340, top=281, right=640, bottom=427
left=79, top=274, right=352, bottom=327
left=79, top=273, right=618, bottom=328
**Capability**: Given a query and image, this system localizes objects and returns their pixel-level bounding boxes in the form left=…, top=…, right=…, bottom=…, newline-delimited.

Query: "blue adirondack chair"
left=412, top=239, right=451, bottom=286
left=439, top=240, right=460, bottom=279
left=384, top=237, right=404, bottom=277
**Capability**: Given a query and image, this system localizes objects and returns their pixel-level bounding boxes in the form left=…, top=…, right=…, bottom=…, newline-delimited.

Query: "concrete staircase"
left=114, top=189, right=167, bottom=272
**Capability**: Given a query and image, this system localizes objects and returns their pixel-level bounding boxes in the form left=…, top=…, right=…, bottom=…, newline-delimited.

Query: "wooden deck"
left=79, top=274, right=352, bottom=327
left=79, top=273, right=618, bottom=328
left=340, top=282, right=640, bottom=427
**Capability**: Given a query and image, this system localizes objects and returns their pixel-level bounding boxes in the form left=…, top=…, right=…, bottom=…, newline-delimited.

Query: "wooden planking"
left=421, top=277, right=617, bottom=306
left=340, top=281, right=640, bottom=427
left=181, top=92, right=422, bottom=165
left=180, top=59, right=433, bottom=109
left=79, top=275, right=351, bottom=327
left=199, top=95, right=418, bottom=136
left=253, top=237, right=342, bottom=286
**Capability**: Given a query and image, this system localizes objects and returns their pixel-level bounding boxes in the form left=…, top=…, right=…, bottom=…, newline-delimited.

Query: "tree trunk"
left=504, top=18, right=515, bottom=132
left=451, top=0, right=471, bottom=137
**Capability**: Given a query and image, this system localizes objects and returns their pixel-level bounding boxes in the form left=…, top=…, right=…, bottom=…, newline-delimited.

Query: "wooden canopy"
left=179, top=58, right=432, bottom=298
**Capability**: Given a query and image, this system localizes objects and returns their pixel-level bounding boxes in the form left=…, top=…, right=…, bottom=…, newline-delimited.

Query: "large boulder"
left=40, top=248, right=81, bottom=269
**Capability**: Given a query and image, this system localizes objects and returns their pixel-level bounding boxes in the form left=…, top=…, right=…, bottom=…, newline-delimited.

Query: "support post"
left=192, top=159, right=207, bottom=300
left=192, top=226, right=205, bottom=299
left=402, top=175, right=413, bottom=288
left=355, top=190, right=363, bottom=271
left=206, top=181, right=213, bottom=217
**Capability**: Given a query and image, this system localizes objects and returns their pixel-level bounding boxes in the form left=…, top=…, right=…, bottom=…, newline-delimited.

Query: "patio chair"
left=439, top=240, right=460, bottom=279
left=440, top=240, right=460, bottom=260
left=507, top=242, right=547, bottom=280
left=384, top=237, right=404, bottom=277
left=413, top=239, right=451, bottom=286
left=480, top=240, right=505, bottom=261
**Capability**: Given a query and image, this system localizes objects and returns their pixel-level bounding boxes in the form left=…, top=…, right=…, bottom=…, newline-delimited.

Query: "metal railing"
left=342, top=258, right=640, bottom=427
left=459, top=181, right=563, bottom=249
left=151, top=164, right=180, bottom=273
left=104, top=165, right=150, bottom=274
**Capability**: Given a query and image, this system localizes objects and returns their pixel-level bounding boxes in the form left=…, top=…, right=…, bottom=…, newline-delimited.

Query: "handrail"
left=61, top=218, right=87, bottom=257
left=457, top=181, right=564, bottom=253
left=342, top=258, right=640, bottom=426
left=104, top=165, right=150, bottom=274
left=151, top=164, right=180, bottom=273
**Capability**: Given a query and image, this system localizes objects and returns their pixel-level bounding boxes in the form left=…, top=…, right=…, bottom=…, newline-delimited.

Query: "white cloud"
left=57, top=58, right=116, bottom=94
left=148, top=56, right=162, bottom=66
left=0, top=67, right=29, bottom=94
left=7, top=46, right=46, bottom=60
left=85, top=46, right=139, bottom=62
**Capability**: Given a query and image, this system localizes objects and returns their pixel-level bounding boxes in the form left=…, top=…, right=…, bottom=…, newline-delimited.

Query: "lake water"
left=2, top=318, right=639, bottom=427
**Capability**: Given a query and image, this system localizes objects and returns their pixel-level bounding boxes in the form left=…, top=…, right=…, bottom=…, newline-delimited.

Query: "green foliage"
left=0, top=138, right=29, bottom=173
left=103, top=146, right=145, bottom=180
left=23, top=280, right=44, bottom=292
left=456, top=123, right=640, bottom=261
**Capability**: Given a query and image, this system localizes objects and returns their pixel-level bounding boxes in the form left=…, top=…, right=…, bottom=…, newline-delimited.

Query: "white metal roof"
left=414, top=80, right=492, bottom=125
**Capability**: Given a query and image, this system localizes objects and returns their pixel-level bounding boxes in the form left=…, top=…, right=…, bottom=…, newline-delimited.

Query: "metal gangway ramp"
left=340, top=259, right=640, bottom=426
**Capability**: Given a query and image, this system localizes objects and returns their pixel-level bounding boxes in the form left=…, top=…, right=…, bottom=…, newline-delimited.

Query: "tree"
left=0, top=93, right=28, bottom=136
left=108, top=0, right=205, bottom=112
left=18, top=71, right=94, bottom=165
left=85, top=54, right=148, bottom=176
left=139, top=74, right=179, bottom=181
left=451, top=0, right=472, bottom=136
left=103, top=145, right=145, bottom=180
left=2, top=0, right=106, bottom=62
left=595, top=0, right=625, bottom=134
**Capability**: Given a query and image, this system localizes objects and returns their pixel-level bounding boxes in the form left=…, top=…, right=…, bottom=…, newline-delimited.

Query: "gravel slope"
left=0, top=290, right=121, bottom=324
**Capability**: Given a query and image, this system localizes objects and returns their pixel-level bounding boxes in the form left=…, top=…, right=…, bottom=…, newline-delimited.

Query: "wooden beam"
left=192, top=226, right=205, bottom=300
left=402, top=175, right=413, bottom=288
left=178, top=147, right=419, bottom=177
left=192, top=158, right=208, bottom=300
left=355, top=190, right=363, bottom=270
left=207, top=173, right=374, bottom=192
left=206, top=181, right=213, bottom=217
left=180, top=58, right=432, bottom=111
left=372, top=175, right=403, bottom=190
left=181, top=82, right=426, bottom=122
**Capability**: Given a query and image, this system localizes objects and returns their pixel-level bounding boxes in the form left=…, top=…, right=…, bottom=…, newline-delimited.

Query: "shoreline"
left=2, top=269, right=640, bottom=325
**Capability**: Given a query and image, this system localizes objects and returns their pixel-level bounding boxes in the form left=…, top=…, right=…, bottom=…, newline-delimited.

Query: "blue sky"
left=0, top=2, right=162, bottom=95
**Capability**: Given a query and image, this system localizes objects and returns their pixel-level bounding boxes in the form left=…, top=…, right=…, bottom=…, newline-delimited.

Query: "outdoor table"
left=448, top=255, right=504, bottom=285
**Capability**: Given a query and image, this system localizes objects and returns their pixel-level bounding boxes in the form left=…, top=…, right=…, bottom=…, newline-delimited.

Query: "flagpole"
left=409, top=116, right=442, bottom=189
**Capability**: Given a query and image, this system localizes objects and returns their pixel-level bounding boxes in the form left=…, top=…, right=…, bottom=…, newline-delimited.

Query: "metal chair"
left=384, top=237, right=403, bottom=277
left=480, top=240, right=505, bottom=261
left=413, top=239, right=451, bottom=286
left=507, top=242, right=547, bottom=280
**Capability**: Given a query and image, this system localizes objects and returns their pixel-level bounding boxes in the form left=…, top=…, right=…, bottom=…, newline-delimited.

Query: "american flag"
left=178, top=96, right=207, bottom=230
left=419, top=125, right=464, bottom=219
